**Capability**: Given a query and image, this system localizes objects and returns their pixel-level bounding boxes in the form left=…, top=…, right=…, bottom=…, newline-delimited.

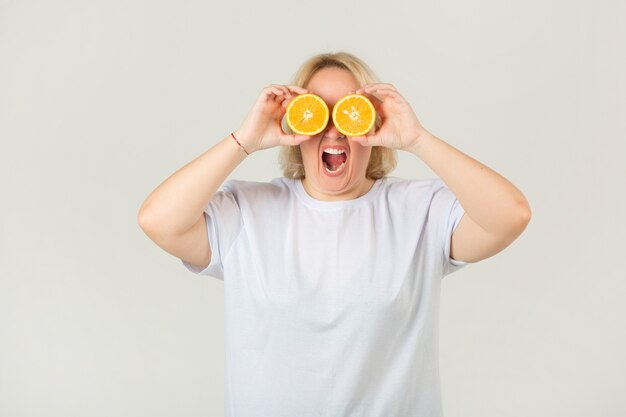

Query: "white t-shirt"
left=182, top=176, right=471, bottom=416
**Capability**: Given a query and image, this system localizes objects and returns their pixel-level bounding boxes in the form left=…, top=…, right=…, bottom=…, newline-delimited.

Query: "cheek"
left=301, top=138, right=322, bottom=160
left=299, top=145, right=318, bottom=165
left=353, top=149, right=372, bottom=165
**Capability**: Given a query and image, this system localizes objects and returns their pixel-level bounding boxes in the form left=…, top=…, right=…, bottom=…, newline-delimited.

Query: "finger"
left=370, top=88, right=405, bottom=105
left=266, top=84, right=284, bottom=93
left=348, top=88, right=374, bottom=97
left=345, top=90, right=384, bottom=121
left=274, top=85, right=293, bottom=100
left=374, top=88, right=401, bottom=95
left=280, top=92, right=298, bottom=109
left=265, top=87, right=285, bottom=101
left=361, top=87, right=399, bottom=97
left=374, top=113, right=383, bottom=131
left=354, top=91, right=384, bottom=111
left=365, top=92, right=384, bottom=104
left=287, top=85, right=309, bottom=95
left=356, top=83, right=397, bottom=94
left=278, top=85, right=293, bottom=97
left=357, top=89, right=400, bottom=106
left=271, top=86, right=295, bottom=105
left=266, top=85, right=291, bottom=97
left=354, top=93, right=384, bottom=122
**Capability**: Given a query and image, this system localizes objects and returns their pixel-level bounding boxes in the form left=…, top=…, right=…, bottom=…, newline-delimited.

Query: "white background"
left=1, top=0, right=624, bottom=416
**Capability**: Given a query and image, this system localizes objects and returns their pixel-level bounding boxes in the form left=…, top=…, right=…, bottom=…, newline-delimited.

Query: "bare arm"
left=136, top=132, right=249, bottom=267
left=138, top=133, right=248, bottom=235
left=137, top=84, right=312, bottom=269
left=407, top=131, right=531, bottom=263
left=352, top=83, right=531, bottom=265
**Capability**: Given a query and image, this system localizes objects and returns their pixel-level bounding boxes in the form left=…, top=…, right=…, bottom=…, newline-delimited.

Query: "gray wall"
left=1, top=0, right=624, bottom=416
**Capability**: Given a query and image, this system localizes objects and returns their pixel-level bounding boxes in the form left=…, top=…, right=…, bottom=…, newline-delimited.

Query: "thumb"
left=351, top=135, right=372, bottom=147
left=280, top=132, right=311, bottom=146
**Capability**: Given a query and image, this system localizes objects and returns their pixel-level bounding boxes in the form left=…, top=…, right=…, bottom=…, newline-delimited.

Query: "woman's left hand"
left=350, top=83, right=428, bottom=151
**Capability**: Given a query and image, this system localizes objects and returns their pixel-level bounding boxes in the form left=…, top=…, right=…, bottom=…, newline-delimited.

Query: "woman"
left=138, top=51, right=531, bottom=416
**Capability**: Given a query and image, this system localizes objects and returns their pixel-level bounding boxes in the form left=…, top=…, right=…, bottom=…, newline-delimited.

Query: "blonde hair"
left=278, top=51, right=397, bottom=180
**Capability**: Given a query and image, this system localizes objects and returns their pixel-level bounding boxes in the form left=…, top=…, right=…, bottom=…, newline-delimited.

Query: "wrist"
left=403, top=129, right=433, bottom=156
left=231, top=130, right=255, bottom=155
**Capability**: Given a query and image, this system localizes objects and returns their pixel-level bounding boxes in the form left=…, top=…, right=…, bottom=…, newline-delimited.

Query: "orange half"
left=284, top=93, right=329, bottom=136
left=332, top=94, right=377, bottom=137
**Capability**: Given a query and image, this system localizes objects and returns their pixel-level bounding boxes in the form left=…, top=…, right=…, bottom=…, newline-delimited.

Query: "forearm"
left=407, top=131, right=531, bottom=235
left=138, top=132, right=249, bottom=235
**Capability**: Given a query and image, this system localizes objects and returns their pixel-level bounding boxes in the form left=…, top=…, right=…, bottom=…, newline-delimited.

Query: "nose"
left=322, top=121, right=346, bottom=139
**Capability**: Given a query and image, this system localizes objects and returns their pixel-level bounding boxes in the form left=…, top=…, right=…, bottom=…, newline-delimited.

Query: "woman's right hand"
left=233, top=84, right=314, bottom=153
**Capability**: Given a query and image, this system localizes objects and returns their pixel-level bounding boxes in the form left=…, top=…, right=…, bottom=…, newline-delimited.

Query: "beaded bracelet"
left=230, top=132, right=250, bottom=156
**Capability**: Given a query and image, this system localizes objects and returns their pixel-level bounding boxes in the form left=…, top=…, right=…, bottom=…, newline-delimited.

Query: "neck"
left=301, top=177, right=376, bottom=201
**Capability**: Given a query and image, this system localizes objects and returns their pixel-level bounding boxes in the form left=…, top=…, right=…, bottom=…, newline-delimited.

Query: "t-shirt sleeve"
left=180, top=180, right=243, bottom=280
left=430, top=179, right=472, bottom=277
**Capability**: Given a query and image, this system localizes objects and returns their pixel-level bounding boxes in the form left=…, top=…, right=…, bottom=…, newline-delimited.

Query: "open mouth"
left=321, top=148, right=348, bottom=175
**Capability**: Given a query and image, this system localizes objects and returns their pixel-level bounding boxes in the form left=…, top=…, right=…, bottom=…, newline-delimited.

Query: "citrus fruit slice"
left=332, top=94, right=377, bottom=136
left=284, top=93, right=329, bottom=136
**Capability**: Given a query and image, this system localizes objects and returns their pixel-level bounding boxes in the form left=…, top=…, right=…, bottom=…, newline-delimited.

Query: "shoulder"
left=378, top=176, right=443, bottom=199
left=220, top=177, right=292, bottom=200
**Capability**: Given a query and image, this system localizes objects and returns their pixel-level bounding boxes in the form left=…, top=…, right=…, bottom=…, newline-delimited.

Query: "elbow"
left=137, top=204, right=156, bottom=231
left=513, top=201, right=532, bottom=234
left=514, top=191, right=532, bottom=224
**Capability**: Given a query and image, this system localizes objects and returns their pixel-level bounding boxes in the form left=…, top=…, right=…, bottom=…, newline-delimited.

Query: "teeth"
left=323, top=149, right=346, bottom=155
left=324, top=161, right=345, bottom=173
